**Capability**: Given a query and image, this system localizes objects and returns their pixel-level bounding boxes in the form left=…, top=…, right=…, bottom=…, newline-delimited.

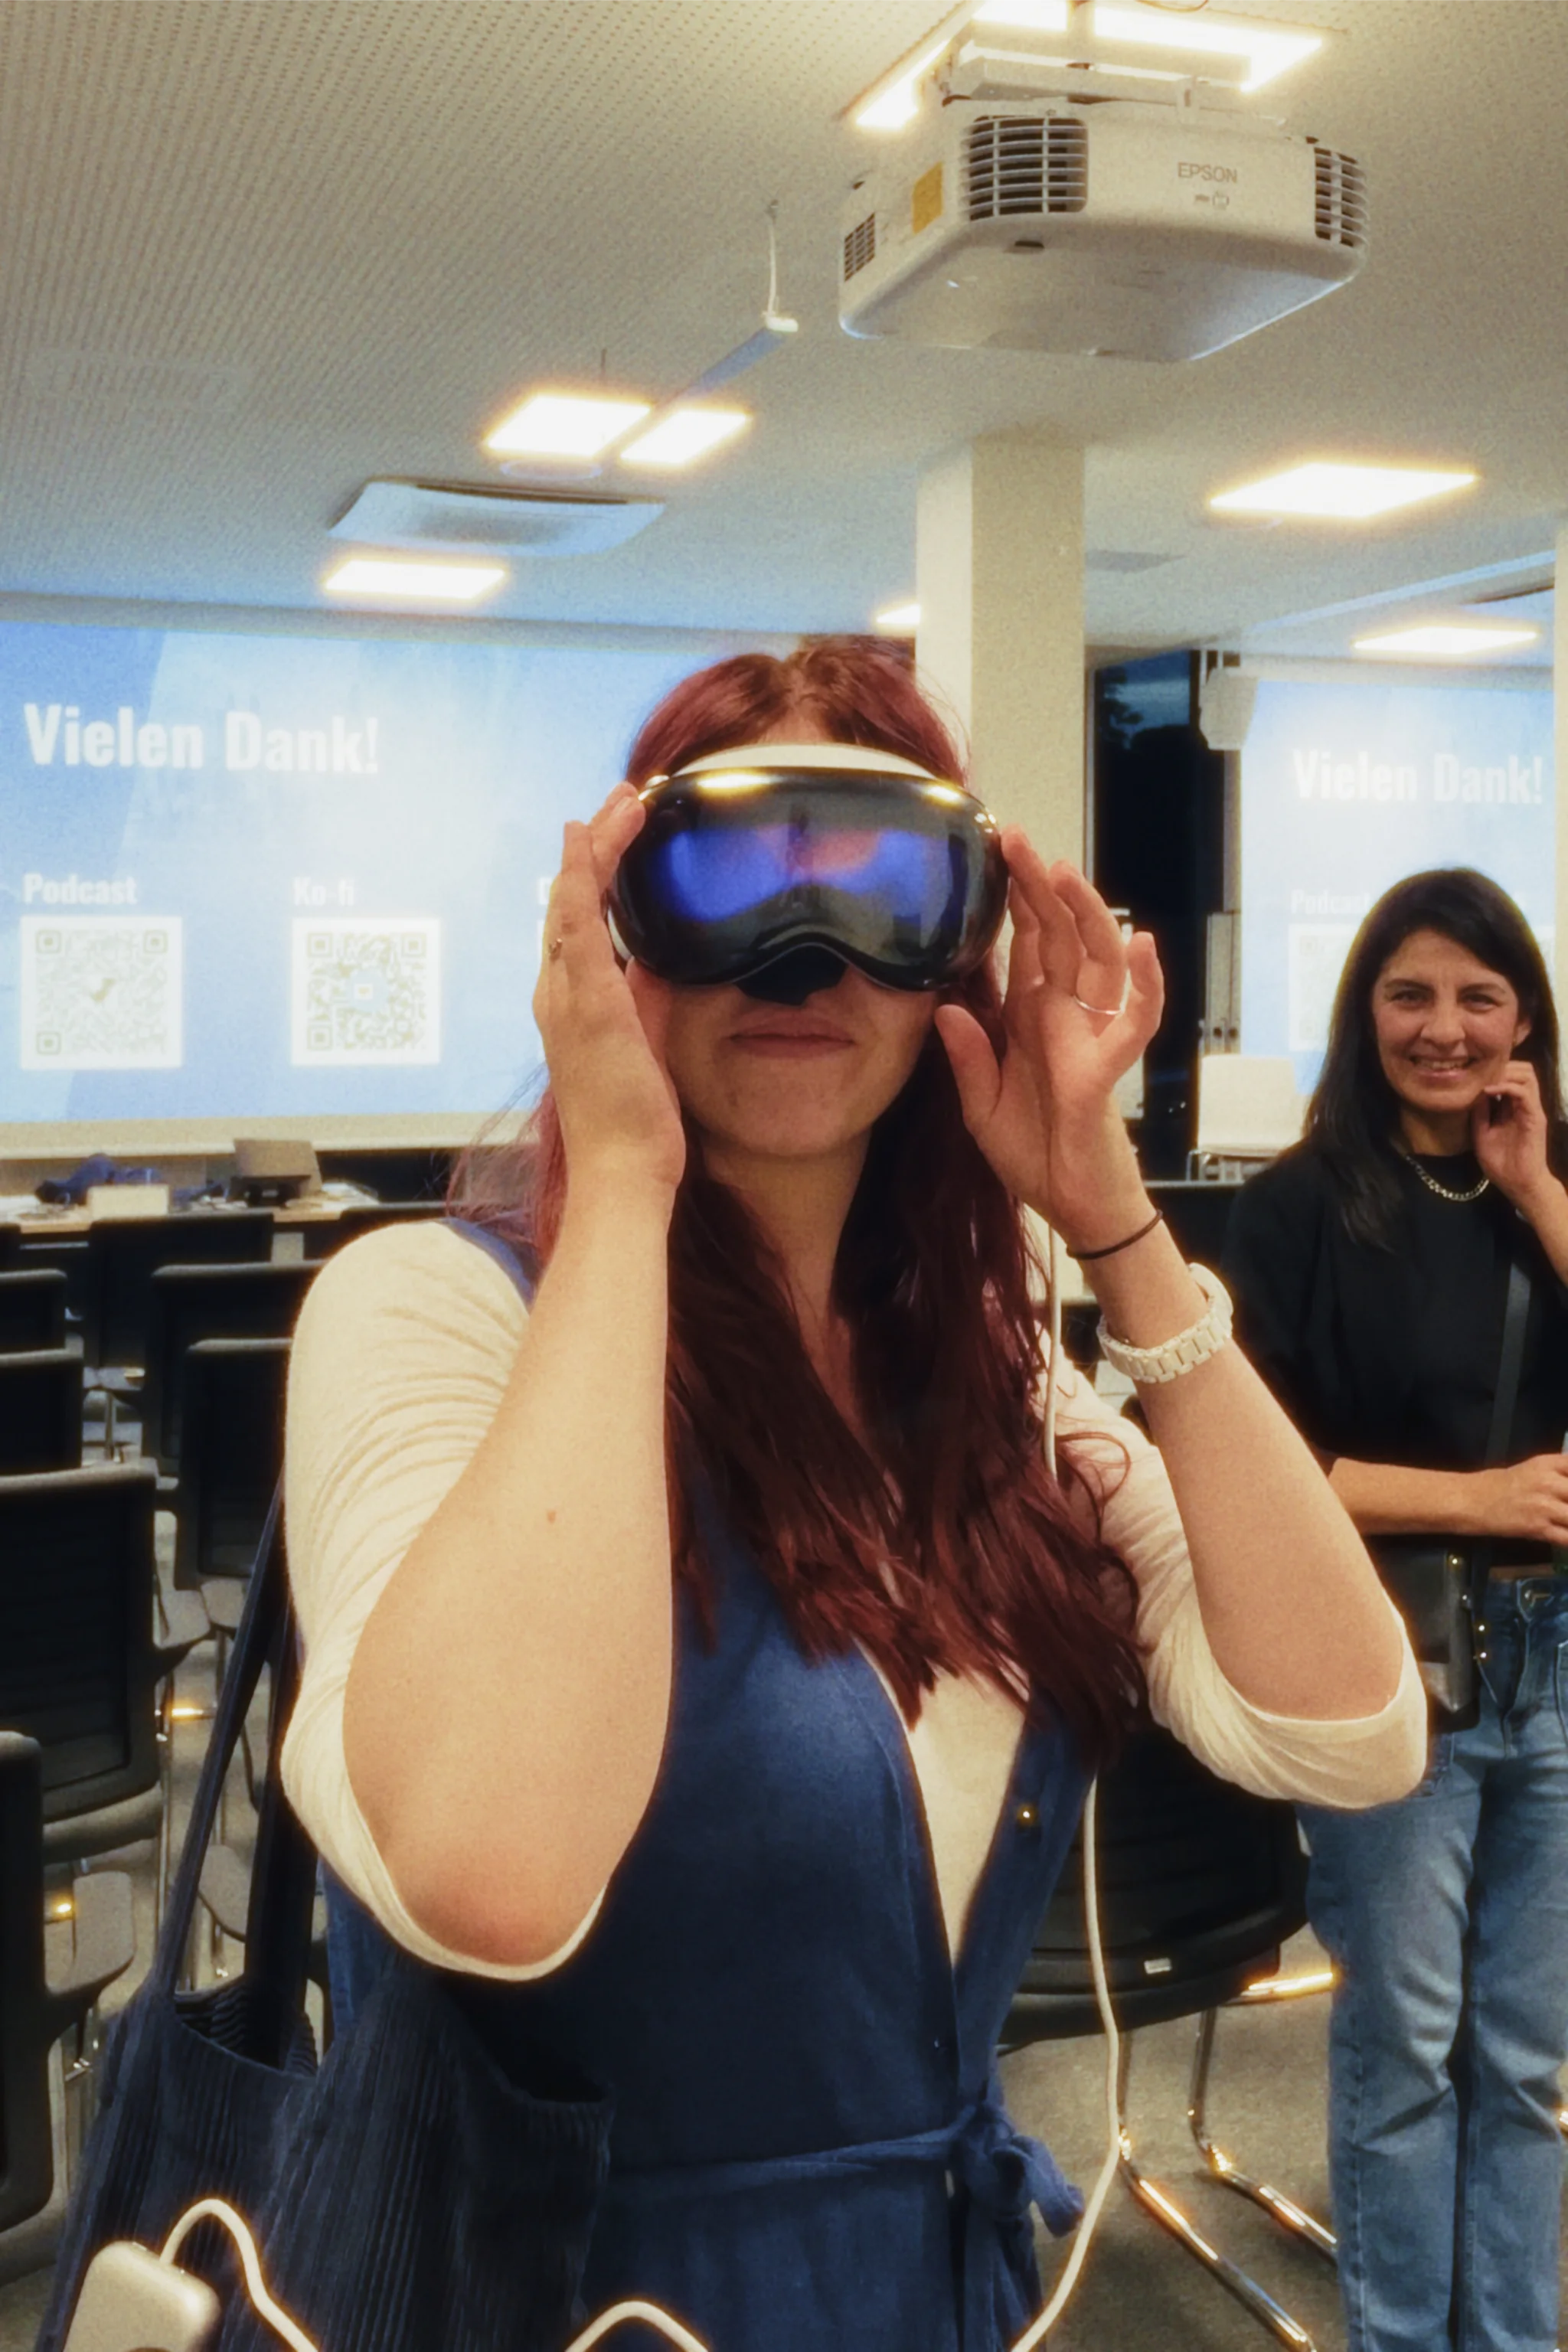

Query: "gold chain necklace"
left=1400, top=1152, right=1490, bottom=1205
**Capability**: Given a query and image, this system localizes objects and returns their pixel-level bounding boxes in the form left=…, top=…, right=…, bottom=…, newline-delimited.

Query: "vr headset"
left=607, top=743, right=1008, bottom=1006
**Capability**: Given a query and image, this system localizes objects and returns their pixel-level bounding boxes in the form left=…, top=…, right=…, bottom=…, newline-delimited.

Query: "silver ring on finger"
left=1073, top=991, right=1121, bottom=1018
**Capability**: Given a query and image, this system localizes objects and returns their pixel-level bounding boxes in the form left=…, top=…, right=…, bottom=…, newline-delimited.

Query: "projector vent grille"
left=1313, top=148, right=1367, bottom=247
left=842, top=212, right=877, bottom=280
left=965, top=116, right=1088, bottom=220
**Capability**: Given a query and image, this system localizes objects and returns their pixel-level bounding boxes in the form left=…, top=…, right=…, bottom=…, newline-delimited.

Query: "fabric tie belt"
left=604, top=2069, right=1081, bottom=2343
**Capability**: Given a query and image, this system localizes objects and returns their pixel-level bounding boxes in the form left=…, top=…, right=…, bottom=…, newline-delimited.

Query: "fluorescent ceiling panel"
left=853, top=0, right=1319, bottom=125
left=322, top=557, right=507, bottom=603
left=1092, top=5, right=1323, bottom=92
left=619, top=407, right=750, bottom=468
left=485, top=391, right=652, bottom=459
left=1210, top=462, right=1478, bottom=520
left=1354, top=623, right=1540, bottom=658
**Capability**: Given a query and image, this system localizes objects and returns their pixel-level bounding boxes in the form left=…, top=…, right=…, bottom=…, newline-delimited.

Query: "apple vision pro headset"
left=607, top=743, right=1010, bottom=1004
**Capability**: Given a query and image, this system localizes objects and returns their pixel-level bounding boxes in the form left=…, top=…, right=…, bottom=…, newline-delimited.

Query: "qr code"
left=1288, top=923, right=1357, bottom=1054
left=19, top=916, right=184, bottom=1070
left=290, top=920, right=441, bottom=1067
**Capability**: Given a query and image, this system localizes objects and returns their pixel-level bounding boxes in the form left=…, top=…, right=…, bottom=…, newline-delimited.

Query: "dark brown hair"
left=1307, top=865, right=1564, bottom=1246
left=453, top=639, right=1144, bottom=1761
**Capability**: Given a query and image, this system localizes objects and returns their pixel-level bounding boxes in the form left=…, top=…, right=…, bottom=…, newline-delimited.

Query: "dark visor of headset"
left=607, top=758, right=1008, bottom=992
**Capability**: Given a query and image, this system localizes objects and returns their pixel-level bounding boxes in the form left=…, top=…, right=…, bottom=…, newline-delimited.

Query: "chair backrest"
left=0, top=1270, right=68, bottom=1354
left=0, top=1351, right=83, bottom=1475
left=174, top=1339, right=292, bottom=1588
left=15, top=1238, right=88, bottom=1322
left=1194, top=1054, right=1305, bottom=1160
left=301, top=1198, right=446, bottom=1260
left=1002, top=1727, right=1308, bottom=2046
left=1148, top=1180, right=1246, bottom=1269
left=0, top=1734, right=54, bottom=2231
left=0, top=1466, right=162, bottom=1821
left=142, top=1261, right=316, bottom=1475
left=0, top=1223, right=22, bottom=1272
left=82, top=1210, right=273, bottom=1372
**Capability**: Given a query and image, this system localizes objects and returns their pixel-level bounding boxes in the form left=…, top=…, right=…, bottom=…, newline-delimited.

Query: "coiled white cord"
left=157, top=2200, right=705, bottom=2352
left=1004, top=1225, right=1122, bottom=2352
left=159, top=2200, right=315, bottom=2352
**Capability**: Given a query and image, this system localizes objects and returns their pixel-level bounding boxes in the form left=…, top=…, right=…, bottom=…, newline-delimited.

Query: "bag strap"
left=150, top=1483, right=300, bottom=2000
left=1485, top=1256, right=1532, bottom=1467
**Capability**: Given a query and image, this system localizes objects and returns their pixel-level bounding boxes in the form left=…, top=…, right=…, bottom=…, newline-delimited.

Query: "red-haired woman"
left=283, top=640, right=1425, bottom=2351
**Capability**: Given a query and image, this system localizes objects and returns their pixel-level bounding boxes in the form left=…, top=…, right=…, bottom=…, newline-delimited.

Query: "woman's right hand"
left=534, top=786, right=686, bottom=1204
left=1474, top=1453, right=1568, bottom=1545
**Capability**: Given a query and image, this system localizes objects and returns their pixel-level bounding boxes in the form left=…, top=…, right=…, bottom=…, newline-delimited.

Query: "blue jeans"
left=1299, top=1574, right=1568, bottom=2352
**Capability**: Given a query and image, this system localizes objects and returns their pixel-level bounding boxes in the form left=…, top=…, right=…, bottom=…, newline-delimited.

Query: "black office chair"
left=80, top=1209, right=274, bottom=1375
left=0, top=1221, right=22, bottom=1272
left=300, top=1197, right=446, bottom=1260
left=0, top=1269, right=70, bottom=1352
left=17, top=1236, right=90, bottom=1325
left=1002, top=1726, right=1315, bottom=2350
left=172, top=1338, right=291, bottom=1599
left=0, top=1465, right=205, bottom=1873
left=0, top=1350, right=83, bottom=1474
left=142, top=1261, right=315, bottom=1475
left=0, top=1733, right=134, bottom=2278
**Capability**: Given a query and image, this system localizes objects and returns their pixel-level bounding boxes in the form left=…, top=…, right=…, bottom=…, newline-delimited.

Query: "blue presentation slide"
left=1240, top=678, right=1556, bottom=1093
left=0, top=622, right=712, bottom=1122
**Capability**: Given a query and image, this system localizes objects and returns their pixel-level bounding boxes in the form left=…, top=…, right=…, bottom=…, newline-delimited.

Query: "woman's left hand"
left=935, top=829, right=1164, bottom=1248
left=1472, top=1058, right=1556, bottom=1210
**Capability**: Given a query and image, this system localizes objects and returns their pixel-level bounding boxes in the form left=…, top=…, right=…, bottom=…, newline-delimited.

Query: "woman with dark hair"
left=283, top=639, right=1422, bottom=2351
left=1224, top=865, right=1568, bottom=2352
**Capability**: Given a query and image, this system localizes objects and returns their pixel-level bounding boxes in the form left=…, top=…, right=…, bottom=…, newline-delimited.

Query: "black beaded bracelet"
left=1070, top=1208, right=1165, bottom=1263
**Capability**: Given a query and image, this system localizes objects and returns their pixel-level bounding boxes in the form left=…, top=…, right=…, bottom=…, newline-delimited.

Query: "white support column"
left=1557, top=518, right=1568, bottom=1027
left=915, top=428, right=1086, bottom=862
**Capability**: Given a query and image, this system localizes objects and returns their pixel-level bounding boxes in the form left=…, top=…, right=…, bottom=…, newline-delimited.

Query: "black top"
left=1222, top=1143, right=1568, bottom=1483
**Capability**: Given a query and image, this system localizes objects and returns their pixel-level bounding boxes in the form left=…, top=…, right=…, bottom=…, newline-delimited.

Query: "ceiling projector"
left=838, top=99, right=1366, bottom=361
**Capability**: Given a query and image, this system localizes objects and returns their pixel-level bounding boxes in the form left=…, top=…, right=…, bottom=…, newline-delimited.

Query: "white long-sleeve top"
left=282, top=1221, right=1426, bottom=1982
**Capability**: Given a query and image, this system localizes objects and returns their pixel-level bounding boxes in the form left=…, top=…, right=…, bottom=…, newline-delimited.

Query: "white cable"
left=1007, top=1776, right=1122, bottom=2352
left=155, top=2202, right=713, bottom=2352
left=564, top=2299, right=711, bottom=2352
left=159, top=2200, right=318, bottom=2352
left=1003, top=1226, right=1123, bottom=2352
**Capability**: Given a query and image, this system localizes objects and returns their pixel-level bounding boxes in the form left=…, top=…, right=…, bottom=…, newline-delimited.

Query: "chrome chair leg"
left=1188, top=2006, right=1338, bottom=2262
left=1116, top=2033, right=1321, bottom=2352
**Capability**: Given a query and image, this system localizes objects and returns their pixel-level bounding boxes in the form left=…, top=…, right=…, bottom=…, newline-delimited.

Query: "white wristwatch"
left=1097, top=1263, right=1234, bottom=1386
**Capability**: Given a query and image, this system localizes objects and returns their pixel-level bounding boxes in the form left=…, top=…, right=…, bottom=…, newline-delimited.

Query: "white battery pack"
left=61, top=2239, right=220, bottom=2352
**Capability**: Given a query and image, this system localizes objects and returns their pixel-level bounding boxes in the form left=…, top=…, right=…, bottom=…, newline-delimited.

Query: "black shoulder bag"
left=39, top=1488, right=613, bottom=2352
left=1368, top=1256, right=1531, bottom=1733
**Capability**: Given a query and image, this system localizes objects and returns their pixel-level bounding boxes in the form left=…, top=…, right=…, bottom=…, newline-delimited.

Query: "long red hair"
left=454, top=639, right=1145, bottom=1762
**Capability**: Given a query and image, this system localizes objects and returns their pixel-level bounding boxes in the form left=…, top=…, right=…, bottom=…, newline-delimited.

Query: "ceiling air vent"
left=843, top=213, right=877, bottom=281
left=1313, top=147, right=1367, bottom=248
left=965, top=116, right=1088, bottom=222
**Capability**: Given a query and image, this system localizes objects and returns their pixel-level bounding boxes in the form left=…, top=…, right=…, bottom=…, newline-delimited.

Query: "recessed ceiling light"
left=485, top=391, right=652, bottom=459
left=972, top=1, right=1071, bottom=31
left=619, top=407, right=750, bottom=469
left=874, top=601, right=922, bottom=634
left=1354, top=623, right=1541, bottom=659
left=851, top=0, right=1321, bottom=126
left=854, top=32, right=958, bottom=129
left=1092, top=5, right=1323, bottom=92
left=323, top=557, right=507, bottom=604
left=1210, top=462, right=1478, bottom=521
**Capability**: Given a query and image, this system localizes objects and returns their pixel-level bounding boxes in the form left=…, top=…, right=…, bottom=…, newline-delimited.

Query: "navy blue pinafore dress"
left=328, top=1226, right=1089, bottom=2351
